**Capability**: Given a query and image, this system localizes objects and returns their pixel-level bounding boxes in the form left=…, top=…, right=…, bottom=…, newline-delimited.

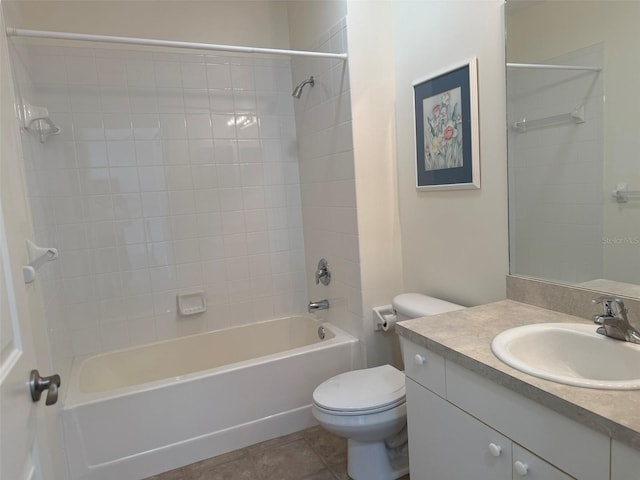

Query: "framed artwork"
left=413, top=57, right=480, bottom=191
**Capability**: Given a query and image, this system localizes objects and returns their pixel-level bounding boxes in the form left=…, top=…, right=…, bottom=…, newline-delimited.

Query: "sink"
left=491, top=323, right=640, bottom=390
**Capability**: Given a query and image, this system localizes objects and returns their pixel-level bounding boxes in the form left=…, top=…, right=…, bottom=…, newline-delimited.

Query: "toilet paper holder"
left=372, top=304, right=397, bottom=332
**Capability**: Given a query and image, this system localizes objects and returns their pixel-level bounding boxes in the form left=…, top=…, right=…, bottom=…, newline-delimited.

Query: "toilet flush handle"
left=414, top=354, right=426, bottom=365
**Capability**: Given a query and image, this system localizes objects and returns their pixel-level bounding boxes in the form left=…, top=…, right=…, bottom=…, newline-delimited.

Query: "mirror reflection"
left=506, top=0, right=640, bottom=298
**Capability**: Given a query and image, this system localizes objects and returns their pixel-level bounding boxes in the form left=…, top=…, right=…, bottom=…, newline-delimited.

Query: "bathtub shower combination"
left=7, top=23, right=354, bottom=480
left=62, top=316, right=357, bottom=480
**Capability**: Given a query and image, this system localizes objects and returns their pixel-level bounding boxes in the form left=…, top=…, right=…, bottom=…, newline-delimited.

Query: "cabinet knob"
left=488, top=443, right=502, bottom=457
left=414, top=354, right=426, bottom=365
left=514, top=460, right=528, bottom=476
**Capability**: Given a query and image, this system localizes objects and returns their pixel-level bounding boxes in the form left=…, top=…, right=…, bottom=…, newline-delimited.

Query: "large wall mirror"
left=505, top=0, right=640, bottom=298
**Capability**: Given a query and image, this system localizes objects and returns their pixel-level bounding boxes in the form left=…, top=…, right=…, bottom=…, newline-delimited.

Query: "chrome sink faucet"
left=592, top=296, right=640, bottom=344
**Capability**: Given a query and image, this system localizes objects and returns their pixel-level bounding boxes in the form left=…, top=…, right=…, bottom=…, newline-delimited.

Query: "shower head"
left=292, top=76, right=315, bottom=99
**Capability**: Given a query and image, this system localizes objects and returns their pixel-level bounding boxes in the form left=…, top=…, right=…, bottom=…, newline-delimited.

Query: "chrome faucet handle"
left=592, top=296, right=626, bottom=317
left=315, top=258, right=331, bottom=286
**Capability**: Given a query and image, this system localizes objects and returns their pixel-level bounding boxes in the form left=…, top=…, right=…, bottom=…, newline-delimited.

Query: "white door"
left=0, top=209, right=47, bottom=480
left=0, top=4, right=59, bottom=478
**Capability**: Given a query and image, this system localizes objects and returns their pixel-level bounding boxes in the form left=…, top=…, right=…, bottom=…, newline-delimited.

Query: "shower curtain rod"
left=5, top=27, right=348, bottom=61
left=507, top=62, right=601, bottom=72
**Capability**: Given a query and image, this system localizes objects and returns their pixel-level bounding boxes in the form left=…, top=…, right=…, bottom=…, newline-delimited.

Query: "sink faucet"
left=592, top=296, right=640, bottom=344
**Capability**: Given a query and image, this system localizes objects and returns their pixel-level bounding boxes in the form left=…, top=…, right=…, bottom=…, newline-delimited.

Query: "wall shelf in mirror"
left=512, top=104, right=584, bottom=133
left=507, top=62, right=602, bottom=72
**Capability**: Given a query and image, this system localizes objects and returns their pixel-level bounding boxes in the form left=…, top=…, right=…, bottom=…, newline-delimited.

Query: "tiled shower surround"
left=12, top=42, right=310, bottom=363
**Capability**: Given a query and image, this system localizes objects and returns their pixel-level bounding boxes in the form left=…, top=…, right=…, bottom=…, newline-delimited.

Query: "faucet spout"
left=308, top=299, right=329, bottom=313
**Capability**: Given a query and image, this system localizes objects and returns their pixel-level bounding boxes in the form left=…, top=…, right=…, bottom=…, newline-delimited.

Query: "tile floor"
left=144, top=426, right=411, bottom=480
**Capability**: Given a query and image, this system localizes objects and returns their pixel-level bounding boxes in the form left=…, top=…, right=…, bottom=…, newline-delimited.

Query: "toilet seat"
left=313, top=365, right=405, bottom=416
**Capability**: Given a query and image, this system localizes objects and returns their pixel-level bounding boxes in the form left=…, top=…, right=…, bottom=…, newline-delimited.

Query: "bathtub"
left=61, top=316, right=358, bottom=480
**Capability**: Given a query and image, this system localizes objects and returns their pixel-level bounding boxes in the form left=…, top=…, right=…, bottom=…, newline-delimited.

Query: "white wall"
left=347, top=0, right=404, bottom=367
left=393, top=0, right=509, bottom=306
left=287, top=0, right=346, bottom=50
left=4, top=0, right=291, bottom=48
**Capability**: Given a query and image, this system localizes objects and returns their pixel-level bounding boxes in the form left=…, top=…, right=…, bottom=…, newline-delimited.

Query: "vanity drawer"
left=400, top=337, right=446, bottom=397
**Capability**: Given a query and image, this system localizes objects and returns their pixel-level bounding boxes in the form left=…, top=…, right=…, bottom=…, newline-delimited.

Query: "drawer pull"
left=414, top=354, right=426, bottom=365
left=514, top=460, right=528, bottom=476
left=488, top=443, right=502, bottom=457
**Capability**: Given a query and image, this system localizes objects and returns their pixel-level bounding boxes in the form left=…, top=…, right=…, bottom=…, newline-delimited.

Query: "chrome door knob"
left=29, top=369, right=61, bottom=406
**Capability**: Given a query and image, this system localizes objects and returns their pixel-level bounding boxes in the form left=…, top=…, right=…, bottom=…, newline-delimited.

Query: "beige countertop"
left=394, top=299, right=640, bottom=451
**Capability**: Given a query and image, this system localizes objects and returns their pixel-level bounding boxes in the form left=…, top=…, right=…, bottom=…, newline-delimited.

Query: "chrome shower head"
left=292, top=76, right=315, bottom=98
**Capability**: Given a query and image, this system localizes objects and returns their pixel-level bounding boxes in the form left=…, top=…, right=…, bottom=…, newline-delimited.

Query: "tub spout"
left=309, top=299, right=329, bottom=312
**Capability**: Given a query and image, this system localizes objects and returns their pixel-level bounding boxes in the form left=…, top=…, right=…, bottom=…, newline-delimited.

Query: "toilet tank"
left=392, top=293, right=465, bottom=321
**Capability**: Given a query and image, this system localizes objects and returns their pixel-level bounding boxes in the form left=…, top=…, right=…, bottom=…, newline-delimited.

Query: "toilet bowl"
left=311, top=294, right=465, bottom=480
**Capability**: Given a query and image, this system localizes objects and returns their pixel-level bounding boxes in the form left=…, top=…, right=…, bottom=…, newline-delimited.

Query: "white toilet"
left=311, top=293, right=465, bottom=480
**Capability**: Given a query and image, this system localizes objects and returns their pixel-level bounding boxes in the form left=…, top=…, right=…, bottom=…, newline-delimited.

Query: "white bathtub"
left=61, top=316, right=358, bottom=480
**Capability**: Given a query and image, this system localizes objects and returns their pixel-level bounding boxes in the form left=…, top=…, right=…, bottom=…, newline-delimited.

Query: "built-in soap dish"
left=177, top=291, right=206, bottom=316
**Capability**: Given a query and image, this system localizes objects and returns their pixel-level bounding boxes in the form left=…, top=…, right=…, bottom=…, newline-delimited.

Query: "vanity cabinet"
left=406, top=379, right=574, bottom=479
left=401, top=338, right=613, bottom=480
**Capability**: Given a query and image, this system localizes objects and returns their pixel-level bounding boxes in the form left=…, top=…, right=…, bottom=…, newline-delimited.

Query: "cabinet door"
left=406, top=378, right=512, bottom=480
left=512, top=444, right=575, bottom=480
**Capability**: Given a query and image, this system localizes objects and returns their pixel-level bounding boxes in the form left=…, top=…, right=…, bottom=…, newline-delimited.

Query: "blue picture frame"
left=413, top=57, right=480, bottom=190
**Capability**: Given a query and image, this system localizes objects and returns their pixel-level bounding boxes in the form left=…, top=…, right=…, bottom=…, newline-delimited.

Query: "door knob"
left=29, top=369, right=61, bottom=406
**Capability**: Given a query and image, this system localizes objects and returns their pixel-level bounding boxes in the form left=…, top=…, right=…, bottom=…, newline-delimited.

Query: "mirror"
left=505, top=0, right=640, bottom=298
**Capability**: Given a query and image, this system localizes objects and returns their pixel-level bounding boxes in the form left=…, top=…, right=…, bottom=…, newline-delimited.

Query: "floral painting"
left=413, top=57, right=479, bottom=190
left=422, top=87, right=463, bottom=171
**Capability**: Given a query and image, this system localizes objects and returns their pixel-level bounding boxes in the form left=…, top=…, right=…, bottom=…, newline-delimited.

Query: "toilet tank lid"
left=392, top=293, right=464, bottom=318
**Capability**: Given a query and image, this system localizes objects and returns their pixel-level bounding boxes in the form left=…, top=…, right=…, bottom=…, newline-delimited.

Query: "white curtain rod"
left=507, top=62, right=601, bottom=72
left=6, top=27, right=348, bottom=61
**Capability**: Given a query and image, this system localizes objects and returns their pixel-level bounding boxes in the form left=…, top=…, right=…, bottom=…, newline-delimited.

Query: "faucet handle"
left=593, top=295, right=624, bottom=305
left=315, top=258, right=331, bottom=286
left=592, top=296, right=627, bottom=317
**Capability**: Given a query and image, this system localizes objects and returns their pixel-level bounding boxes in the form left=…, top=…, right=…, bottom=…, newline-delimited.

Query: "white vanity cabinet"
left=401, top=337, right=614, bottom=480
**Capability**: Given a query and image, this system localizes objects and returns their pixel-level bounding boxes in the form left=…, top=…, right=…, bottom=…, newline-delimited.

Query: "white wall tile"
left=231, top=65, right=255, bottom=91
left=184, top=90, right=210, bottom=114
left=21, top=48, right=310, bottom=357
left=207, top=64, right=232, bottom=89
left=209, top=89, right=235, bottom=113
left=127, top=60, right=156, bottom=88
left=160, top=114, right=187, bottom=139
left=186, top=113, right=212, bottom=139
left=155, top=61, right=183, bottom=88
left=211, top=114, right=237, bottom=139
left=181, top=62, right=207, bottom=89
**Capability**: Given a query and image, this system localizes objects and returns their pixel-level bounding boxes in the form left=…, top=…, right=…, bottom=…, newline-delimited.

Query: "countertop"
left=394, top=299, right=640, bottom=451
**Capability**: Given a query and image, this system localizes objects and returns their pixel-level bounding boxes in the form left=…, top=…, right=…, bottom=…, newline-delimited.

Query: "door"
left=0, top=209, right=46, bottom=480
left=0, top=4, right=59, bottom=478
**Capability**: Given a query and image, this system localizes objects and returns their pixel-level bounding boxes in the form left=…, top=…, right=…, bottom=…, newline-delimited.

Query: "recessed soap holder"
left=177, top=291, right=207, bottom=316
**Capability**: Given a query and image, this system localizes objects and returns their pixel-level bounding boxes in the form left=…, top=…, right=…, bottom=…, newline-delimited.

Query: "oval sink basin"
left=491, top=323, right=640, bottom=390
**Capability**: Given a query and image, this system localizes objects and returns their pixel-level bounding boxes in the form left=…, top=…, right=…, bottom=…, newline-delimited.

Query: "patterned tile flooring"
left=144, top=426, right=411, bottom=480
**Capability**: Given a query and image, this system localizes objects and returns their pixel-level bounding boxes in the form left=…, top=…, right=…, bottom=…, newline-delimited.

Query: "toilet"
left=311, top=293, right=465, bottom=480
